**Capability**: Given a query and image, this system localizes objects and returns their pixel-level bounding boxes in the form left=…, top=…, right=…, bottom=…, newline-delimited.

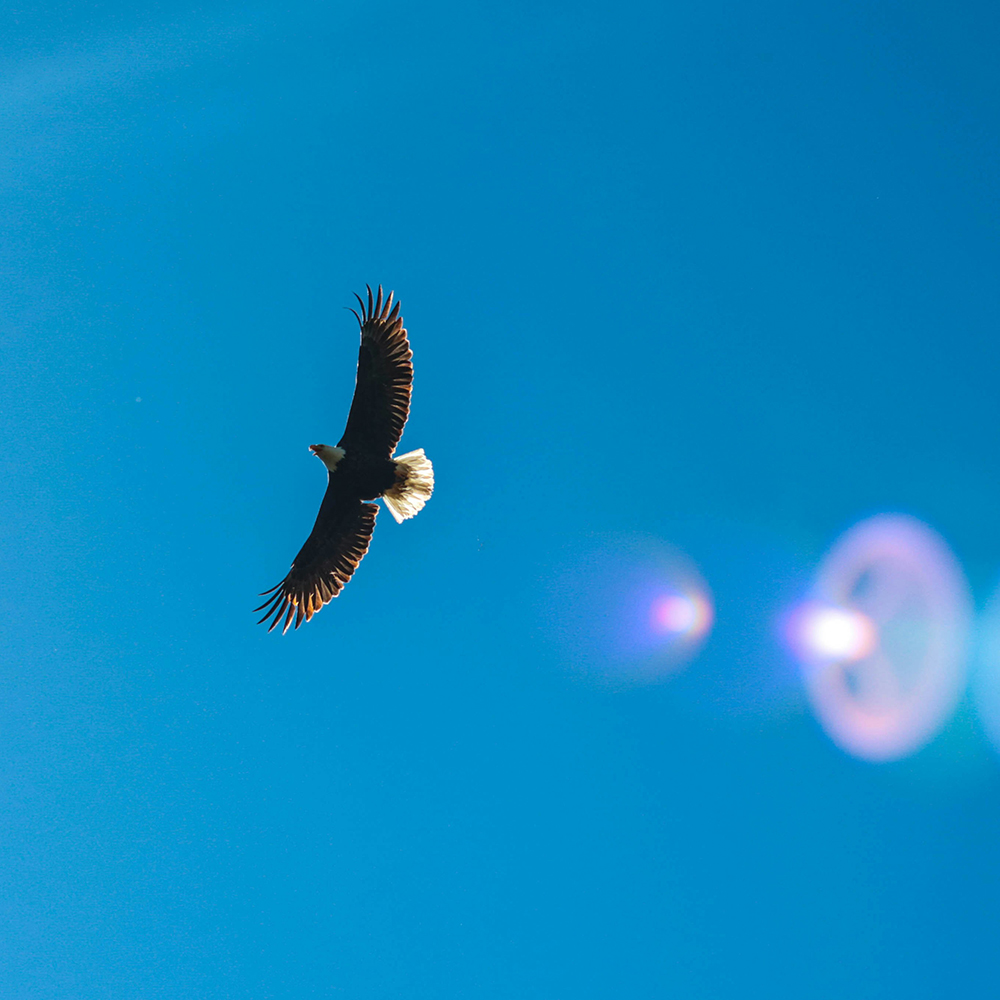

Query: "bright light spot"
left=655, top=595, right=695, bottom=632
left=652, top=593, right=713, bottom=638
left=798, top=604, right=877, bottom=661
left=543, top=535, right=714, bottom=687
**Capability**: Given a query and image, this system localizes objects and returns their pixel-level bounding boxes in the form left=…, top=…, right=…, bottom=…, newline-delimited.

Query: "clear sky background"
left=2, top=1, right=1000, bottom=996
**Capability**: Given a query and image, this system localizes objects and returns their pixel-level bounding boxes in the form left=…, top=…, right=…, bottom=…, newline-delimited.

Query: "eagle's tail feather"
left=384, top=449, right=434, bottom=523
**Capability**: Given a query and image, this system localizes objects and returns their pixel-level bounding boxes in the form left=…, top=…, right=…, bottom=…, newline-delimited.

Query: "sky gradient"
left=2, top=2, right=1000, bottom=996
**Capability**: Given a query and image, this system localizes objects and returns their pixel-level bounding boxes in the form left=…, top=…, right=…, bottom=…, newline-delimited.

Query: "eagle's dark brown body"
left=255, top=286, right=434, bottom=633
left=334, top=452, right=397, bottom=502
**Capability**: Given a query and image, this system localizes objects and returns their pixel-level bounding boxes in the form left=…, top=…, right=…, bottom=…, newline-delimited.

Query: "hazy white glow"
left=544, top=535, right=715, bottom=687
left=972, top=582, right=1000, bottom=760
left=798, top=605, right=877, bottom=661
left=652, top=593, right=713, bottom=638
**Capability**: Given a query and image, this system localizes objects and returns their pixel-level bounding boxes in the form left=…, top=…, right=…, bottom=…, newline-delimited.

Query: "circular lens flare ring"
left=786, top=514, right=971, bottom=762
left=973, top=582, right=1000, bottom=760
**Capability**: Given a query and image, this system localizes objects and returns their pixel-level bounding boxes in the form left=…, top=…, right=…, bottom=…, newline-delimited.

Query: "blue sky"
left=2, top=1, right=1000, bottom=996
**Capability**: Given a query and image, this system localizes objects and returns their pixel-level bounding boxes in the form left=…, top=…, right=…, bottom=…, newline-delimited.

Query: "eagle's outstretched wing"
left=338, top=284, right=412, bottom=459
left=254, top=492, right=378, bottom=634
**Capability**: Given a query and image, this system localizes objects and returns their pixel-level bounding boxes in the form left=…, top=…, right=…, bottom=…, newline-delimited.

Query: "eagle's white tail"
left=383, top=449, right=434, bottom=523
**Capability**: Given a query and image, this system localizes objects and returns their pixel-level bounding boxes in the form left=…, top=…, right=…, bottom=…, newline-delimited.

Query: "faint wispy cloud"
left=0, top=8, right=275, bottom=187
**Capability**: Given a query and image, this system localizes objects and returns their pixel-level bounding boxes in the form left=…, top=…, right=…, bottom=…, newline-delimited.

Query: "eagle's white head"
left=309, top=444, right=346, bottom=471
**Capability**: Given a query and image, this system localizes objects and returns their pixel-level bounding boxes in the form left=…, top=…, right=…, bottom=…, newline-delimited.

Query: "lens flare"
left=789, top=604, right=878, bottom=662
left=543, top=535, right=714, bottom=686
left=786, top=515, right=970, bottom=762
left=972, top=581, right=1000, bottom=759
left=651, top=592, right=713, bottom=638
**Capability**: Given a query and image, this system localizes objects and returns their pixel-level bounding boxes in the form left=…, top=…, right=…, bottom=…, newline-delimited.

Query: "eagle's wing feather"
left=337, top=284, right=412, bottom=458
left=254, top=488, right=378, bottom=634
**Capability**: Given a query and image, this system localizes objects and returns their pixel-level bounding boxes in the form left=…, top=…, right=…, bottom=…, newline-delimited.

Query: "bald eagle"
left=255, top=285, right=434, bottom=633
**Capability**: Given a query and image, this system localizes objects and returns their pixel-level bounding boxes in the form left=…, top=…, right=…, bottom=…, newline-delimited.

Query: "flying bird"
left=255, top=285, right=434, bottom=633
